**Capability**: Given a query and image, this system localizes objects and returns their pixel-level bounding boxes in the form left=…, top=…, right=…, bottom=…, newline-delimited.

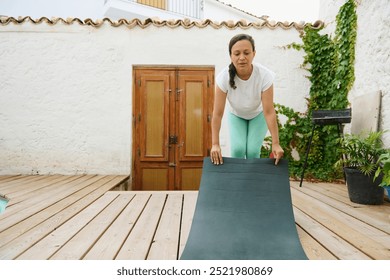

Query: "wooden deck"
left=0, top=175, right=389, bottom=260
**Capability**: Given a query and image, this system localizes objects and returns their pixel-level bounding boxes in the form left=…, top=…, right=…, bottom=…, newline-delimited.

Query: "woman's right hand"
left=210, top=144, right=223, bottom=165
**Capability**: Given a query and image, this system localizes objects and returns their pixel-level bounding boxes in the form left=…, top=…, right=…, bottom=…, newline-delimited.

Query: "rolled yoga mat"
left=180, top=157, right=308, bottom=260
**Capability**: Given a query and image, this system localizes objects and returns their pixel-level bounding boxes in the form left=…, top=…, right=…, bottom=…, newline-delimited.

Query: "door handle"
left=169, top=135, right=178, bottom=144
left=169, top=162, right=176, bottom=167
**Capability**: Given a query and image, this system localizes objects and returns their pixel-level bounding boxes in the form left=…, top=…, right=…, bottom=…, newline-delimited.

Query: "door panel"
left=185, top=82, right=203, bottom=156
left=141, top=78, right=168, bottom=160
left=133, top=67, right=213, bottom=190
left=181, top=168, right=203, bottom=190
left=134, top=70, right=174, bottom=190
left=142, top=168, right=168, bottom=190
left=178, top=71, right=210, bottom=162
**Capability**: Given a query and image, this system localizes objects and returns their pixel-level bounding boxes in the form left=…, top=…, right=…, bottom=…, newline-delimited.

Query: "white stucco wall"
left=352, top=0, right=390, bottom=146
left=318, top=0, right=345, bottom=31
left=320, top=0, right=390, bottom=147
left=0, top=20, right=309, bottom=175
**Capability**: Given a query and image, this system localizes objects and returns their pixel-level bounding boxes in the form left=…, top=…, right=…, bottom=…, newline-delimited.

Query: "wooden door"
left=133, top=67, right=214, bottom=190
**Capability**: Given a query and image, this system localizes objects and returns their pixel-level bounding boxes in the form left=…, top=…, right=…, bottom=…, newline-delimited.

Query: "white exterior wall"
left=318, top=0, right=345, bottom=31
left=320, top=0, right=390, bottom=147
left=0, top=21, right=308, bottom=175
left=352, top=0, right=390, bottom=146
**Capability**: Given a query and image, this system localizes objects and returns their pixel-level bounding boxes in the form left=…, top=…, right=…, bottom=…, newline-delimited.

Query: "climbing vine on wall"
left=262, top=0, right=357, bottom=181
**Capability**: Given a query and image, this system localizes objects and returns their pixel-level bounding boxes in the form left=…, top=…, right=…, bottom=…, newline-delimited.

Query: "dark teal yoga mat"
left=180, top=157, right=308, bottom=260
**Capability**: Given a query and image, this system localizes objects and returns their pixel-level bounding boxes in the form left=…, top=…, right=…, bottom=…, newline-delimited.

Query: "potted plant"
left=374, top=151, right=390, bottom=201
left=335, top=131, right=386, bottom=205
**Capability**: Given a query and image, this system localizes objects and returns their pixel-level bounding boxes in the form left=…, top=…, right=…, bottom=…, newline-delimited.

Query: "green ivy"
left=334, top=0, right=357, bottom=100
left=262, top=0, right=357, bottom=181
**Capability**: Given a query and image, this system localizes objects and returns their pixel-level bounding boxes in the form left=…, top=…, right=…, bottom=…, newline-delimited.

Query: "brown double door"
left=133, top=67, right=214, bottom=190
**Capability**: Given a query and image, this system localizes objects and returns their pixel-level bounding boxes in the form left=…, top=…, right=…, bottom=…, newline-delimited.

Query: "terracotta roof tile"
left=0, top=16, right=324, bottom=31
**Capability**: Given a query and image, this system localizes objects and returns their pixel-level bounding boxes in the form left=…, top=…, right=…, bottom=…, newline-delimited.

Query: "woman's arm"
left=261, top=85, right=284, bottom=165
left=210, top=85, right=227, bottom=165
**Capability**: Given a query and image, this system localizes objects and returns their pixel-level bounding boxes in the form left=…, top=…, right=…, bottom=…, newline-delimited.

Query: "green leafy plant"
left=262, top=0, right=358, bottom=181
left=374, top=151, right=390, bottom=187
left=335, top=131, right=387, bottom=176
left=261, top=104, right=343, bottom=181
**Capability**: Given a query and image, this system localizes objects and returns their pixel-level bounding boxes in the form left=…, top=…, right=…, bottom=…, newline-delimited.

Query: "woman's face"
left=230, top=39, right=256, bottom=77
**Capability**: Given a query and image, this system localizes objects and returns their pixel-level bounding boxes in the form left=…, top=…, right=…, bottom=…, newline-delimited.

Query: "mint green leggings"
left=229, top=112, right=268, bottom=159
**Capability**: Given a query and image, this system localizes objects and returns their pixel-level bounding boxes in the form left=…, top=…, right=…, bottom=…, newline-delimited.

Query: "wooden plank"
left=292, top=182, right=390, bottom=234
left=293, top=181, right=390, bottom=213
left=0, top=175, right=42, bottom=189
left=3, top=176, right=80, bottom=210
left=0, top=175, right=103, bottom=230
left=0, top=175, right=56, bottom=192
left=83, top=193, right=150, bottom=260
left=294, top=207, right=370, bottom=260
left=293, top=186, right=390, bottom=253
left=0, top=176, right=116, bottom=248
left=296, top=225, right=337, bottom=260
left=4, top=175, right=68, bottom=198
left=0, top=175, right=23, bottom=184
left=0, top=176, right=126, bottom=260
left=15, top=191, right=118, bottom=260
left=314, top=182, right=390, bottom=214
left=115, top=193, right=166, bottom=260
left=147, top=193, right=183, bottom=260
left=292, top=187, right=390, bottom=259
left=178, top=191, right=198, bottom=257
left=294, top=181, right=350, bottom=201
left=5, top=176, right=80, bottom=206
left=50, top=192, right=131, bottom=260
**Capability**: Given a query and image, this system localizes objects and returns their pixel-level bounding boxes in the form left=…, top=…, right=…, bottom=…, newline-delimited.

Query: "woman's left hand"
left=272, top=143, right=284, bottom=165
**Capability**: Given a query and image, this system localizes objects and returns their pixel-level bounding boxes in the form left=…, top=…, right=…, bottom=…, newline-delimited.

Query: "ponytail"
left=228, top=63, right=237, bottom=89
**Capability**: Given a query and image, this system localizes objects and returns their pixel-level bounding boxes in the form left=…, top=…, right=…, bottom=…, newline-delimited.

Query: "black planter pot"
left=344, top=167, right=384, bottom=205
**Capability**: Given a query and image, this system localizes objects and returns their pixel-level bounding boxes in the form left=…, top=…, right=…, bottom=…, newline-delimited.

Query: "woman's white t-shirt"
left=216, top=63, right=275, bottom=120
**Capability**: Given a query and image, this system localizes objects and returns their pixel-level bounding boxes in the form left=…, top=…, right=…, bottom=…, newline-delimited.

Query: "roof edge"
left=0, top=16, right=324, bottom=31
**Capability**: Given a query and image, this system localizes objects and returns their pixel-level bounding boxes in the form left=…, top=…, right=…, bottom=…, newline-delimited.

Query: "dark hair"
left=228, top=34, right=255, bottom=89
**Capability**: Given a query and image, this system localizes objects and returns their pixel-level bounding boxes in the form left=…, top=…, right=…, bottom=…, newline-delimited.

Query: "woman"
left=210, top=33, right=284, bottom=165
